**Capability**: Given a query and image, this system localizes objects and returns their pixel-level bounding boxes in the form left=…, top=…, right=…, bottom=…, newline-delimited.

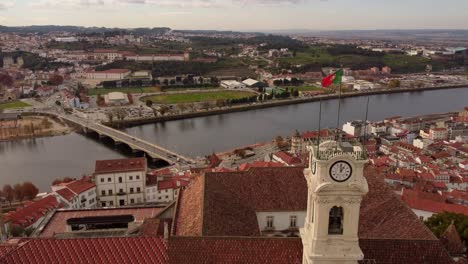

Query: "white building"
left=342, top=120, right=371, bottom=137
left=104, top=92, right=129, bottom=106
left=52, top=177, right=97, bottom=209
left=125, top=52, right=189, bottom=62
left=86, top=69, right=131, bottom=81
left=221, top=80, right=246, bottom=89
left=94, top=157, right=147, bottom=207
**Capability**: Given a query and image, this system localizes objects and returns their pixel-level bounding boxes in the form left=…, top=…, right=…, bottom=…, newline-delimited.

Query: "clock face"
left=329, top=161, right=352, bottom=182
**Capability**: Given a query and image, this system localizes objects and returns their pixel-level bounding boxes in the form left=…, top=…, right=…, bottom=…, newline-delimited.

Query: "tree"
left=13, top=183, right=23, bottom=201
left=388, top=79, right=401, bottom=88
left=275, top=136, right=286, bottom=148
left=200, top=101, right=211, bottom=111
left=425, top=212, right=468, bottom=243
left=177, top=104, right=187, bottom=113
left=21, top=182, right=38, bottom=200
left=158, top=105, right=170, bottom=116
left=114, top=108, right=127, bottom=121
left=145, top=99, right=153, bottom=107
left=0, top=73, right=14, bottom=87
left=48, top=74, right=64, bottom=86
left=215, top=99, right=226, bottom=108
left=2, top=185, right=14, bottom=205
left=105, top=111, right=114, bottom=123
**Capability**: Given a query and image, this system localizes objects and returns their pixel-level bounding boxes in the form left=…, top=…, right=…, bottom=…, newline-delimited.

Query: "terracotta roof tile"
left=175, top=166, right=438, bottom=240
left=95, top=157, right=146, bottom=174
left=1, top=237, right=168, bottom=264
left=55, top=188, right=76, bottom=202
left=4, top=196, right=61, bottom=227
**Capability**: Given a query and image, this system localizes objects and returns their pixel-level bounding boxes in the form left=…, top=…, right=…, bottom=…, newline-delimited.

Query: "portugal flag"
left=321, top=69, right=343, bottom=88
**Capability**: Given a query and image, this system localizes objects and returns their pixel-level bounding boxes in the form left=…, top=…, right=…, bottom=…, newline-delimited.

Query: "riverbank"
left=105, top=84, right=468, bottom=128
left=0, top=115, right=72, bottom=142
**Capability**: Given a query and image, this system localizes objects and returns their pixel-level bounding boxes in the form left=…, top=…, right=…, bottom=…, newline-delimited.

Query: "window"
left=136, top=175, right=140, bottom=180
left=130, top=188, right=134, bottom=193
left=290, top=215, right=297, bottom=228
left=118, top=177, right=123, bottom=183
left=109, top=201, right=114, bottom=206
left=130, top=199, right=135, bottom=204
left=158, top=197, right=161, bottom=200
left=108, top=190, right=113, bottom=195
left=101, top=190, right=105, bottom=196
left=101, top=202, right=106, bottom=207
left=119, top=188, right=123, bottom=193
left=165, top=190, right=168, bottom=193
left=129, top=176, right=133, bottom=180
left=137, top=187, right=141, bottom=193
left=419, top=216, right=424, bottom=221
left=266, top=216, right=274, bottom=228
left=165, top=195, right=169, bottom=199
left=107, top=177, right=111, bottom=182
left=328, top=206, right=343, bottom=235
left=100, top=178, right=104, bottom=183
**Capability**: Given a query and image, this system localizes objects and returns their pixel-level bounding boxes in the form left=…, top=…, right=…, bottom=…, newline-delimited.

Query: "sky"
left=0, top=0, right=468, bottom=31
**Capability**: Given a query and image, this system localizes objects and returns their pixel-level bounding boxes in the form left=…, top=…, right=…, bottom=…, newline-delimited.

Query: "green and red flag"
left=321, top=69, right=343, bottom=88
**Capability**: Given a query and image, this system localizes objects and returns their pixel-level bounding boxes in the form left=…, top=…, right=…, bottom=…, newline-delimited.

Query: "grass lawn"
left=87, top=87, right=163, bottom=96
left=0, top=101, right=31, bottom=110
left=142, top=90, right=256, bottom=104
left=280, top=47, right=334, bottom=65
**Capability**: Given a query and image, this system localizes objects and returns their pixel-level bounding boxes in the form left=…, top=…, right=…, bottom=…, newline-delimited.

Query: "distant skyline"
left=1, top=0, right=468, bottom=31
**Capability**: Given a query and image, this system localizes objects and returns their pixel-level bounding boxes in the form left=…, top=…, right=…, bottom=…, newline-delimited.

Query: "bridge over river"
left=48, top=111, right=196, bottom=166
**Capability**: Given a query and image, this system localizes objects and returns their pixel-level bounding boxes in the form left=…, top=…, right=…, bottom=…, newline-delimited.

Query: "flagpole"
left=316, top=99, right=322, bottom=159
left=362, top=96, right=370, bottom=143
left=335, top=82, right=342, bottom=145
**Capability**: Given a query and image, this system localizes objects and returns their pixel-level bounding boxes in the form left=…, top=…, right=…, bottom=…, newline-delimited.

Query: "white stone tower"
left=300, top=140, right=368, bottom=264
left=291, top=130, right=303, bottom=154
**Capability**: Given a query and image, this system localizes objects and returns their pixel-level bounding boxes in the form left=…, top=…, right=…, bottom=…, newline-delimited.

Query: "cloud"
left=232, top=0, right=304, bottom=5
left=29, top=0, right=220, bottom=9
left=0, top=1, right=15, bottom=10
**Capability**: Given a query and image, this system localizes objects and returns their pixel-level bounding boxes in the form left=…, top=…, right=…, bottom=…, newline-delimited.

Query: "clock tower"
left=300, top=140, right=368, bottom=264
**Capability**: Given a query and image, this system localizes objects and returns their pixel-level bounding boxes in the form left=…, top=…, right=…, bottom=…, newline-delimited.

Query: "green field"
left=279, top=46, right=436, bottom=74
left=0, top=101, right=31, bottom=110
left=87, top=87, right=163, bottom=96
left=142, top=91, right=256, bottom=104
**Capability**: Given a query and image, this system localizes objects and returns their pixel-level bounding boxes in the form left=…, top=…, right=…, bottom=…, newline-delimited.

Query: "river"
left=1, top=88, right=468, bottom=191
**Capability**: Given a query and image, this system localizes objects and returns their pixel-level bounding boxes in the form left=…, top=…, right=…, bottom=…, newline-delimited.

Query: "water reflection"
left=1, top=88, right=467, bottom=191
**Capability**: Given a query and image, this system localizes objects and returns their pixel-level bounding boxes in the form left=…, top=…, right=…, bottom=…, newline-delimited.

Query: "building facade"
left=94, top=158, right=147, bottom=207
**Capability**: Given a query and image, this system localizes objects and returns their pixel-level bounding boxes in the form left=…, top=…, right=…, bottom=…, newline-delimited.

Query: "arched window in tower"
left=328, top=206, right=343, bottom=235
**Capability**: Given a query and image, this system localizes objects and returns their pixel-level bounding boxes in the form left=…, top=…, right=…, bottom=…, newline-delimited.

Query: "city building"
left=86, top=69, right=131, bottom=81
left=94, top=157, right=147, bottom=207
left=52, top=177, right=97, bottom=209
left=220, top=80, right=246, bottom=89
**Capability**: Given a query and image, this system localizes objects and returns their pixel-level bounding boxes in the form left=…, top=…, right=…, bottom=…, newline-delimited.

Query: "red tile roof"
left=158, top=179, right=189, bottom=191
left=3, top=196, right=61, bottom=227
left=0, top=244, right=16, bottom=258
left=238, top=161, right=284, bottom=171
left=55, top=188, right=76, bottom=202
left=402, top=189, right=468, bottom=215
left=206, top=153, right=222, bottom=168
left=40, top=206, right=163, bottom=238
left=175, top=166, right=438, bottom=240
left=64, top=177, right=95, bottom=194
left=168, top=237, right=302, bottom=264
left=166, top=237, right=453, bottom=264
left=1, top=237, right=168, bottom=264
left=273, top=151, right=302, bottom=165
left=95, top=157, right=146, bottom=174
